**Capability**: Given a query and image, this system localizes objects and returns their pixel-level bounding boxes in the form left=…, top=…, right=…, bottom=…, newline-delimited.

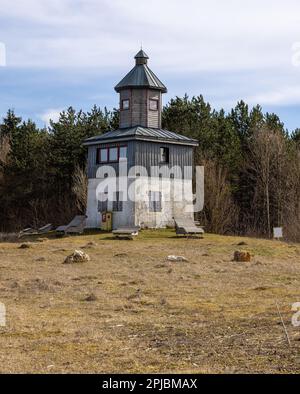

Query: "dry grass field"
left=0, top=229, right=299, bottom=373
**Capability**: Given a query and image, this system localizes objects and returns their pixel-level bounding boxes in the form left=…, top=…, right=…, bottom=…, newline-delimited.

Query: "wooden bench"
left=174, top=217, right=204, bottom=238
left=56, top=215, right=87, bottom=235
left=19, top=223, right=53, bottom=238
left=112, top=227, right=140, bottom=240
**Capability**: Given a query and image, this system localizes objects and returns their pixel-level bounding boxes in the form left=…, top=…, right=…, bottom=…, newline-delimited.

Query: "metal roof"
left=83, top=126, right=198, bottom=146
left=134, top=49, right=149, bottom=59
left=114, top=51, right=167, bottom=93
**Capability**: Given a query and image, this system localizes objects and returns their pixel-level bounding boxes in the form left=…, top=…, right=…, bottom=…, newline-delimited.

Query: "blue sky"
left=0, top=0, right=300, bottom=131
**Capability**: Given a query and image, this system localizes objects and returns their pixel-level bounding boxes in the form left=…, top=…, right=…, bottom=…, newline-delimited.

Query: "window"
left=109, top=147, right=118, bottom=162
left=149, top=191, right=162, bottom=212
left=113, top=191, right=123, bottom=212
left=160, top=147, right=169, bottom=163
left=149, top=99, right=158, bottom=111
left=96, top=146, right=127, bottom=164
left=99, top=148, right=108, bottom=163
left=122, top=99, right=130, bottom=110
left=119, top=146, right=127, bottom=159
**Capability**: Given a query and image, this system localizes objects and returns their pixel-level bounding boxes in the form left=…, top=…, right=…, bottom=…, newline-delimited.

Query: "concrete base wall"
left=86, top=179, right=101, bottom=228
left=133, top=177, right=194, bottom=228
left=85, top=176, right=194, bottom=229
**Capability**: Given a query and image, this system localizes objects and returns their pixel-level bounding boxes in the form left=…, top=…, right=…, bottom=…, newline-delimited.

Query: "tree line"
left=163, top=96, right=300, bottom=241
left=0, top=97, right=299, bottom=240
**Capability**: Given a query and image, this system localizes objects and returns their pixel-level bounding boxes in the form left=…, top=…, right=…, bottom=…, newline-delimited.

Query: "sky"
left=0, top=0, right=300, bottom=131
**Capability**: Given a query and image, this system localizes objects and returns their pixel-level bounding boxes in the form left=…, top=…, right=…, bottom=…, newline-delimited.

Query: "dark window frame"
left=121, top=99, right=130, bottom=110
left=160, top=147, right=169, bottom=164
left=97, top=147, right=108, bottom=164
left=108, top=147, right=118, bottom=163
left=96, top=145, right=128, bottom=164
left=149, top=98, right=159, bottom=111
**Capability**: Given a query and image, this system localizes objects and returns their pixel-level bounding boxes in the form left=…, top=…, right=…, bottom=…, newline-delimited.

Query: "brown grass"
left=0, top=230, right=300, bottom=373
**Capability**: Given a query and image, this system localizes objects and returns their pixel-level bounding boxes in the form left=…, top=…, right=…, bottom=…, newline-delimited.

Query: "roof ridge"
left=143, top=65, right=157, bottom=86
left=83, top=126, right=198, bottom=146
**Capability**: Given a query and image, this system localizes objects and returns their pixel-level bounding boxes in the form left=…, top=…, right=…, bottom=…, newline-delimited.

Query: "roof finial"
left=134, top=48, right=149, bottom=65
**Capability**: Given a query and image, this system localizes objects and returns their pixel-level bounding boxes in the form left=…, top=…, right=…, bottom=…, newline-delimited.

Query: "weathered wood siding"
left=147, top=90, right=161, bottom=128
left=134, top=141, right=193, bottom=179
left=87, top=140, right=193, bottom=179
left=119, top=88, right=161, bottom=128
left=119, top=89, right=131, bottom=128
left=131, top=89, right=147, bottom=127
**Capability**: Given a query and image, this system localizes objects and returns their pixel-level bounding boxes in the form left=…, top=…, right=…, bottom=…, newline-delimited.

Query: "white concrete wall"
left=134, top=176, right=194, bottom=228
left=86, top=176, right=194, bottom=229
left=86, top=177, right=135, bottom=229
left=111, top=201, right=135, bottom=229
left=86, top=178, right=101, bottom=228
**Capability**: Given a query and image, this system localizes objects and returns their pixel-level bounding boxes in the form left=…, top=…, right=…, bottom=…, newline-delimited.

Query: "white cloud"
left=1, top=0, right=300, bottom=72
left=40, top=108, right=62, bottom=125
left=1, top=0, right=300, bottom=126
left=292, top=42, right=300, bottom=67
left=0, top=42, right=6, bottom=66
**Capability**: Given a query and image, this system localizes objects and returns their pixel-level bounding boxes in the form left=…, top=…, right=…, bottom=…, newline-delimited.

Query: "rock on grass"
left=233, top=250, right=251, bottom=262
left=19, top=243, right=31, bottom=249
left=114, top=253, right=129, bottom=258
left=167, top=255, right=188, bottom=262
left=63, top=250, right=90, bottom=264
left=83, top=293, right=97, bottom=302
left=81, top=242, right=97, bottom=249
left=35, top=257, right=46, bottom=262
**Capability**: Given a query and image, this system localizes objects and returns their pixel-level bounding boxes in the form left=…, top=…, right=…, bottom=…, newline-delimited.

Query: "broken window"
left=160, top=147, right=169, bottom=163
